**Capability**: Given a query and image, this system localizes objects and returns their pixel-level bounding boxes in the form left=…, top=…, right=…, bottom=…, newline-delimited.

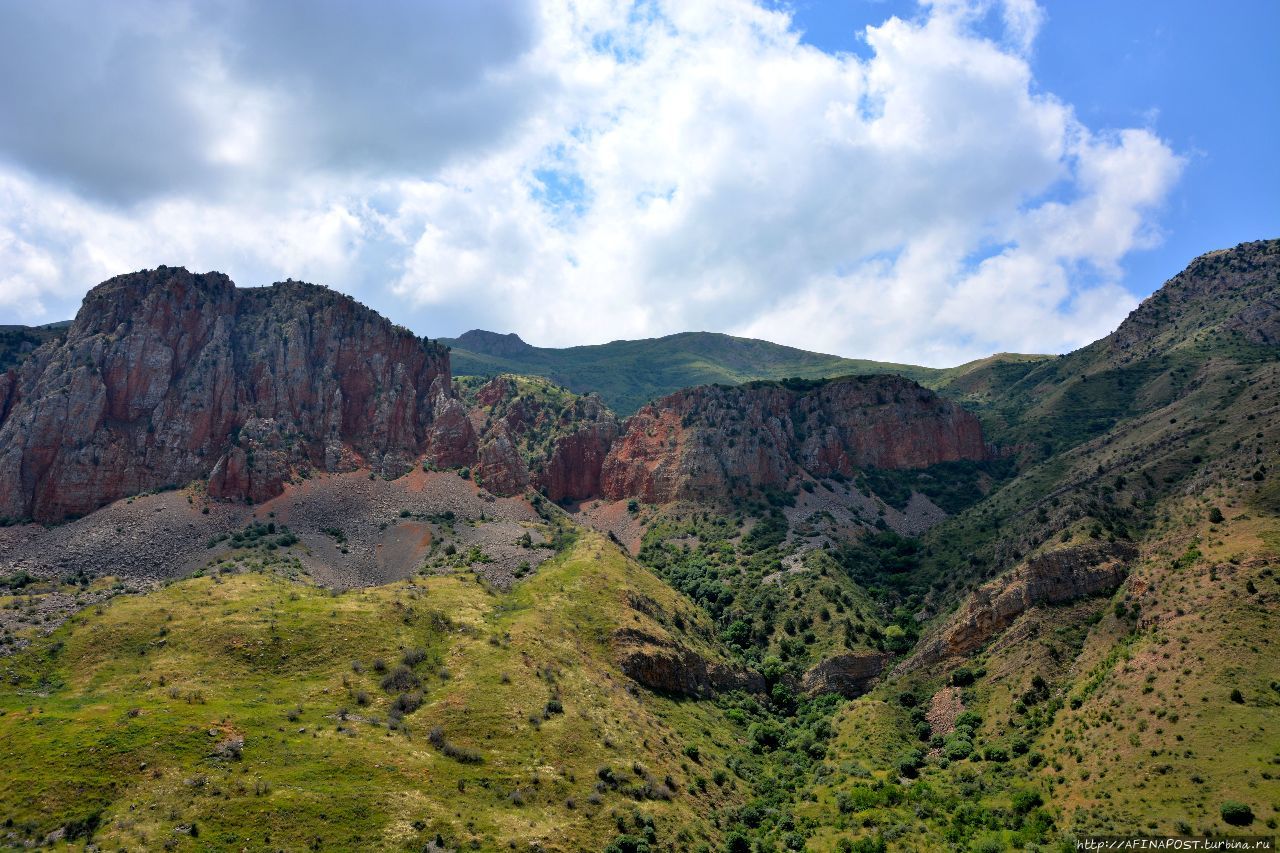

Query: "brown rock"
left=613, top=628, right=765, bottom=697
left=901, top=542, right=1136, bottom=672
left=0, top=267, right=456, bottom=520
left=801, top=651, right=892, bottom=697
left=599, top=376, right=988, bottom=504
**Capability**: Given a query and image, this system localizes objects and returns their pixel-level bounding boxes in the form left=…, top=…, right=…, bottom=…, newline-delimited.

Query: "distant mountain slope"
left=929, top=238, right=1280, bottom=458
left=0, top=320, right=70, bottom=372
left=442, top=329, right=967, bottom=414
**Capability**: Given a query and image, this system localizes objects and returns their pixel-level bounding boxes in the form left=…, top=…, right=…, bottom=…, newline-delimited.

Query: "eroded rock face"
left=537, top=396, right=619, bottom=502
left=800, top=651, right=892, bottom=698
left=901, top=542, right=1136, bottom=672
left=613, top=628, right=765, bottom=697
left=599, top=376, right=989, bottom=504
left=0, top=269, right=993, bottom=520
left=0, top=268, right=458, bottom=520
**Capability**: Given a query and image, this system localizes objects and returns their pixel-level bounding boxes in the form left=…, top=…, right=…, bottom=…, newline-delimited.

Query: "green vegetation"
left=444, top=329, right=953, bottom=415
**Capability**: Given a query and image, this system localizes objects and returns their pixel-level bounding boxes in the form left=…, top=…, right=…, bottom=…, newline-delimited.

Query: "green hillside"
left=442, top=329, right=964, bottom=415
left=0, top=321, right=70, bottom=372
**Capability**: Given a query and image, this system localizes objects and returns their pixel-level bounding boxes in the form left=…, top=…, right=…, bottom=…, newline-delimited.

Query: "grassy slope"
left=0, top=534, right=753, bottom=851
left=797, top=491, right=1280, bottom=850
left=443, top=330, right=957, bottom=415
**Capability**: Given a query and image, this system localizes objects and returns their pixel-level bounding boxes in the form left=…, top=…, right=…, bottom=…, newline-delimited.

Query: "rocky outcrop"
left=901, top=542, right=1136, bottom=672
left=613, top=628, right=765, bottom=697
left=0, top=268, right=992, bottom=521
left=475, top=423, right=529, bottom=496
left=801, top=651, right=892, bottom=697
left=537, top=396, right=619, bottom=502
left=599, top=376, right=989, bottom=504
left=454, top=329, right=535, bottom=358
left=0, top=268, right=462, bottom=520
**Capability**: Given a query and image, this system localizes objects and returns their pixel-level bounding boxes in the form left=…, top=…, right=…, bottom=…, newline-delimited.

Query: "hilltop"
left=442, top=329, right=1023, bottom=415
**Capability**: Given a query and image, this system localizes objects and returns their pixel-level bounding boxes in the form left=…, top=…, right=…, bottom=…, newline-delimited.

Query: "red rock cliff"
left=0, top=267, right=464, bottom=520
left=598, top=376, right=989, bottom=503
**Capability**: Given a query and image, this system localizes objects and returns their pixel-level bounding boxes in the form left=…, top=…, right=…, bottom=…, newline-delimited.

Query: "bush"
left=943, top=736, right=973, bottom=761
left=401, top=648, right=427, bottom=667
left=392, top=692, right=423, bottom=715
left=1230, top=688, right=1245, bottom=704
left=1011, top=789, right=1043, bottom=815
left=1221, top=801, right=1254, bottom=826
left=1209, top=507, right=1225, bottom=524
left=381, top=666, right=421, bottom=693
left=951, top=667, right=975, bottom=687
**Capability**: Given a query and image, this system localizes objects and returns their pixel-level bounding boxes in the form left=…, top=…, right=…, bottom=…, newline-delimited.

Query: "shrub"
left=1230, top=688, right=1245, bottom=704
left=982, top=746, right=1009, bottom=763
left=1221, top=801, right=1254, bottom=826
left=1209, top=507, right=1225, bottom=524
left=401, top=648, right=427, bottom=667
left=1011, top=789, right=1043, bottom=815
left=392, top=692, right=423, bottom=715
left=942, top=736, right=973, bottom=761
left=950, top=667, right=975, bottom=687
left=381, top=666, right=421, bottom=693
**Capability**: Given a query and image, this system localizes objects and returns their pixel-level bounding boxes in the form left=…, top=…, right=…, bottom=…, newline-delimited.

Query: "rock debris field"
left=0, top=468, right=557, bottom=652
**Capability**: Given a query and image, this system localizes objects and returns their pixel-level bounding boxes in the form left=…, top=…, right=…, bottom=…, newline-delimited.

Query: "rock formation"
left=598, top=377, right=989, bottom=503
left=801, top=651, right=893, bottom=698
left=900, top=542, right=1136, bottom=672
left=612, top=628, right=766, bottom=697
left=0, top=268, right=991, bottom=522
left=0, top=268, right=464, bottom=520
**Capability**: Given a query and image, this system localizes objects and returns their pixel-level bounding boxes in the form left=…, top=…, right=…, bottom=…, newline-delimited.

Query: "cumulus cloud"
left=0, top=0, right=1182, bottom=365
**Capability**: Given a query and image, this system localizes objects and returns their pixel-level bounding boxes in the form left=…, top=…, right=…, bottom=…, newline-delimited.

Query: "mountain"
left=0, top=320, right=70, bottom=372
left=0, top=272, right=985, bottom=523
left=442, top=328, right=980, bottom=415
left=0, top=239, right=1277, bottom=850
left=0, top=267, right=473, bottom=521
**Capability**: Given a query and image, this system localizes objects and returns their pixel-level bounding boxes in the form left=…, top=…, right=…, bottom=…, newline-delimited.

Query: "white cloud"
left=0, top=0, right=1182, bottom=366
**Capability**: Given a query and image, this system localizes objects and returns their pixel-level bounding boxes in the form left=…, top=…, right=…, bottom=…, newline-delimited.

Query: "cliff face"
left=612, top=628, right=766, bottom=697
left=0, top=269, right=992, bottom=521
left=0, top=268, right=463, bottom=521
left=800, top=652, right=892, bottom=698
left=598, top=377, right=989, bottom=503
left=901, top=542, right=1136, bottom=672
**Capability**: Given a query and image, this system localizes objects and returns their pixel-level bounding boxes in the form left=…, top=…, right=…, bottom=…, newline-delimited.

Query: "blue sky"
left=0, top=0, right=1275, bottom=364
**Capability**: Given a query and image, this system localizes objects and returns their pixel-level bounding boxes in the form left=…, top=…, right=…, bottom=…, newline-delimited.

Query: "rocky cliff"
left=800, top=651, right=893, bottom=698
left=612, top=628, right=766, bottom=697
left=900, top=542, right=1136, bottom=672
left=0, top=267, right=467, bottom=521
left=598, top=377, right=989, bottom=503
left=0, top=269, right=992, bottom=522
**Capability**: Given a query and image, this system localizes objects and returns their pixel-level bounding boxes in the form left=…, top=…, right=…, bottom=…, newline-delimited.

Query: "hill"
left=442, top=329, right=982, bottom=415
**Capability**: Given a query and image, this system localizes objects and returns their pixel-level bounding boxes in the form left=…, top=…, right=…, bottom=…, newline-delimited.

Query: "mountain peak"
left=455, top=329, right=534, bottom=357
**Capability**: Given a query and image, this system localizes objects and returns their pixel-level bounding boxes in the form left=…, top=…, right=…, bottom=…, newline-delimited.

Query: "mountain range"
left=0, top=239, right=1276, bottom=851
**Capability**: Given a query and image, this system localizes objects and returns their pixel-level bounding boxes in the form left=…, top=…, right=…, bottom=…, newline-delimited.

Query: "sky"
left=0, top=0, right=1275, bottom=366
